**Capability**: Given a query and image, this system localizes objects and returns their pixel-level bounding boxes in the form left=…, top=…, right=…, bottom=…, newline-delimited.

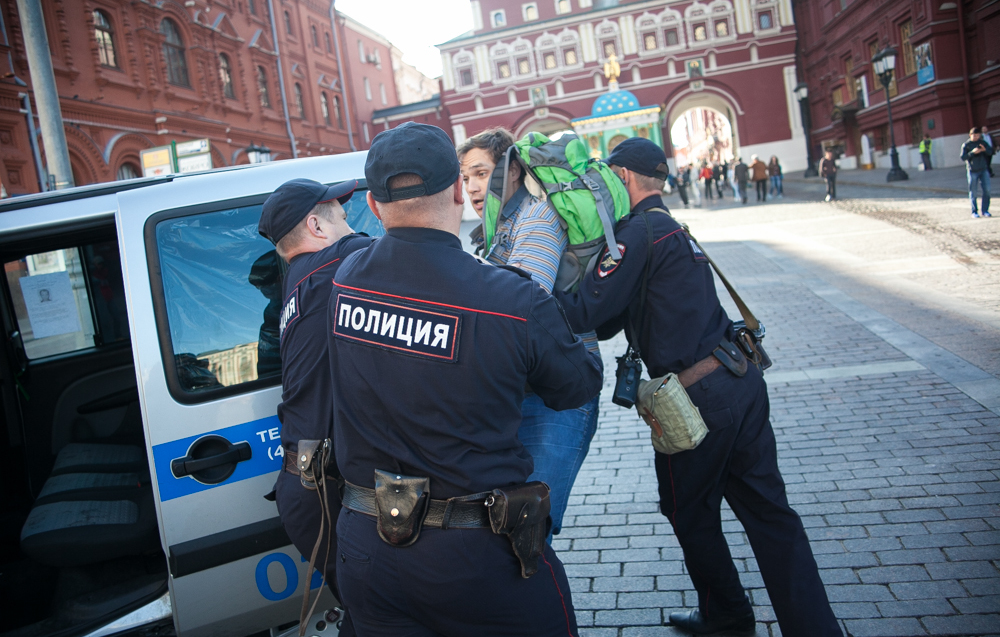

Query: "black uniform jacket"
left=328, top=227, right=603, bottom=499
left=555, top=196, right=730, bottom=378
left=277, top=233, right=375, bottom=452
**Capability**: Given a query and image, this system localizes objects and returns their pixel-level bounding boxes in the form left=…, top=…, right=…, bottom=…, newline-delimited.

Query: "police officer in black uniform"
left=554, top=138, right=842, bottom=637
left=327, top=122, right=602, bottom=636
left=259, top=178, right=374, bottom=637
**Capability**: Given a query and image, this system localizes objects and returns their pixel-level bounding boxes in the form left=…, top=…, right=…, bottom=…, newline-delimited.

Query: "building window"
left=257, top=65, right=271, bottom=108
left=379, top=83, right=387, bottom=105
left=900, top=20, right=915, bottom=76
left=757, top=12, right=772, bottom=29
left=160, top=19, right=189, bottom=87
left=517, top=57, right=531, bottom=75
left=218, top=53, right=235, bottom=99
left=844, top=57, right=856, bottom=101
left=374, top=48, right=382, bottom=68
left=909, top=117, right=922, bottom=144
left=116, top=163, right=139, bottom=180
left=556, top=0, right=571, bottom=14
left=665, top=29, right=679, bottom=46
left=564, top=48, right=578, bottom=65
left=321, top=92, right=331, bottom=125
left=311, top=25, right=319, bottom=47
left=93, top=10, right=117, bottom=68
left=543, top=51, right=557, bottom=69
left=363, top=122, right=370, bottom=145
left=325, top=32, right=332, bottom=53
left=715, top=20, right=729, bottom=37
left=491, top=10, right=506, bottom=27
left=249, top=0, right=256, bottom=15
left=497, top=61, right=512, bottom=78
left=523, top=3, right=538, bottom=20
left=602, top=40, right=617, bottom=57
left=460, top=68, right=474, bottom=86
left=364, top=77, right=372, bottom=101
left=643, top=33, right=657, bottom=51
left=294, top=82, right=305, bottom=118
left=284, top=11, right=293, bottom=35
left=358, top=40, right=366, bottom=61
left=693, top=24, right=707, bottom=41
left=333, top=95, right=343, bottom=128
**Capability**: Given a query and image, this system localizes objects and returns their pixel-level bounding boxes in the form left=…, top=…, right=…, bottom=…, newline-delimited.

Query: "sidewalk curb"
left=784, top=175, right=972, bottom=196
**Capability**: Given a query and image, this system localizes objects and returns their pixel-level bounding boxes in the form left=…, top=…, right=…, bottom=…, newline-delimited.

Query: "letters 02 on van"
left=333, top=293, right=461, bottom=362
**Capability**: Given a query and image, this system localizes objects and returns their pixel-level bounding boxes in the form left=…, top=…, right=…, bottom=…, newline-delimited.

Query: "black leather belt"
left=342, top=481, right=492, bottom=529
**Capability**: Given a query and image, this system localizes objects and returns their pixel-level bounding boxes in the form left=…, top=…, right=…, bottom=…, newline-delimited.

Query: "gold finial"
left=603, top=54, right=620, bottom=82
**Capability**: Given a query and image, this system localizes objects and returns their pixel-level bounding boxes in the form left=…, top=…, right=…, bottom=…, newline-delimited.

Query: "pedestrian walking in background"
left=962, top=127, right=993, bottom=218
left=919, top=134, right=933, bottom=171
left=734, top=157, right=749, bottom=204
left=700, top=164, right=714, bottom=201
left=676, top=166, right=691, bottom=208
left=728, top=161, right=739, bottom=201
left=750, top=155, right=768, bottom=202
left=713, top=162, right=725, bottom=198
left=980, top=127, right=994, bottom=177
left=768, top=156, right=783, bottom=198
left=819, top=150, right=838, bottom=201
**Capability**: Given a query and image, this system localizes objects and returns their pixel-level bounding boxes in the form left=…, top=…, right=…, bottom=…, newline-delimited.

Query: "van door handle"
left=171, top=436, right=252, bottom=483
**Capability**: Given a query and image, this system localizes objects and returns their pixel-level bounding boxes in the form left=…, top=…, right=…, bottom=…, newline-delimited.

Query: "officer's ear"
left=367, top=191, right=383, bottom=222
left=452, top=175, right=464, bottom=205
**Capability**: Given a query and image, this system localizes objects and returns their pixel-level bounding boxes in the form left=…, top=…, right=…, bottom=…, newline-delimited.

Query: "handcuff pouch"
left=487, top=481, right=551, bottom=578
left=296, top=439, right=330, bottom=491
left=374, top=469, right=430, bottom=547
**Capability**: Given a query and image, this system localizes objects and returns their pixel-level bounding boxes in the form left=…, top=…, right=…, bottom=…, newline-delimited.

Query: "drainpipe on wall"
left=955, top=2, right=974, bottom=128
left=267, top=0, right=298, bottom=159
left=330, top=0, right=357, bottom=151
left=18, top=93, right=46, bottom=192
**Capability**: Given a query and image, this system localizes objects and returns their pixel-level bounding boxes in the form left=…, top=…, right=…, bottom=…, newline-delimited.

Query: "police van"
left=0, top=152, right=383, bottom=637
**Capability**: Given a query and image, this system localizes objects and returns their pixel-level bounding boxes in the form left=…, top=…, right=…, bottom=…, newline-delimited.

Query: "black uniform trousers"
left=275, top=470, right=356, bottom=637
left=336, top=508, right=578, bottom=637
left=755, top=179, right=768, bottom=201
left=653, top=364, right=842, bottom=637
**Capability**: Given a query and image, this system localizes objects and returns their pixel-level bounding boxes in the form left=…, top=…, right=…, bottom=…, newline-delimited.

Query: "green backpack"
left=481, top=132, right=631, bottom=292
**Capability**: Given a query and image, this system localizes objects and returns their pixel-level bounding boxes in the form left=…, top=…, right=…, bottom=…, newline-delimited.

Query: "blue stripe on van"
left=152, top=415, right=283, bottom=502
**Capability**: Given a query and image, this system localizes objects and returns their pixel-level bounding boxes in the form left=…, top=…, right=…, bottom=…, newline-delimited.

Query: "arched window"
left=558, top=29, right=581, bottom=68
left=536, top=34, right=558, bottom=72
left=511, top=38, right=535, bottom=77
left=325, top=32, right=332, bottom=53
left=321, top=92, right=331, bottom=125
left=311, top=25, right=319, bottom=47
left=636, top=13, right=659, bottom=55
left=257, top=65, right=271, bottom=108
left=218, top=53, right=235, bottom=99
left=595, top=20, right=621, bottom=60
left=116, top=163, right=139, bottom=181
left=93, top=10, right=117, bottom=68
left=333, top=95, right=343, bottom=128
left=659, top=8, right=685, bottom=49
left=490, top=42, right=513, bottom=82
left=284, top=11, right=293, bottom=35
left=452, top=50, right=477, bottom=90
left=160, top=19, right=189, bottom=86
left=294, top=82, right=305, bottom=118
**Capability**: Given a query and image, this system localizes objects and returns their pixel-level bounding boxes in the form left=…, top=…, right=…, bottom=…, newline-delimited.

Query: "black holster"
left=296, top=439, right=332, bottom=491
left=487, top=481, right=551, bottom=578
left=374, top=469, right=430, bottom=547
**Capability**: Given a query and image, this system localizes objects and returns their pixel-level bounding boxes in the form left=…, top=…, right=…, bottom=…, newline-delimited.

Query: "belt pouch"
left=296, top=439, right=330, bottom=490
left=636, top=374, right=709, bottom=455
left=374, top=469, right=430, bottom=547
left=713, top=340, right=748, bottom=378
left=733, top=325, right=772, bottom=372
left=487, top=482, right=551, bottom=578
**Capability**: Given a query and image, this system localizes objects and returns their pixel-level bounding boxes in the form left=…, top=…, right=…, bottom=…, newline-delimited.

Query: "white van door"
left=115, top=158, right=375, bottom=636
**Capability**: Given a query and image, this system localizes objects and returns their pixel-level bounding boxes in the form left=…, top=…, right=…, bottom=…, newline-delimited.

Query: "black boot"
left=667, top=608, right=756, bottom=636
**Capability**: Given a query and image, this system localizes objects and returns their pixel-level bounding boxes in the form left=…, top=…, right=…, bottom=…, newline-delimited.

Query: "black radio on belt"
left=612, top=347, right=643, bottom=409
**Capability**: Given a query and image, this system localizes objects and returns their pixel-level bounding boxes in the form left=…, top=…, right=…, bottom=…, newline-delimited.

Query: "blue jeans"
left=770, top=174, right=783, bottom=195
left=519, top=392, right=600, bottom=538
left=969, top=169, right=991, bottom=213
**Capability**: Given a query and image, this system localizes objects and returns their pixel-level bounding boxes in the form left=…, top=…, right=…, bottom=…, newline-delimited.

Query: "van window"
left=4, top=241, right=129, bottom=359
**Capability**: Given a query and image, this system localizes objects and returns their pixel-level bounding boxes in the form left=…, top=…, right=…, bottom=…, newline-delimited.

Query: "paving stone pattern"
left=560, top=240, right=1000, bottom=637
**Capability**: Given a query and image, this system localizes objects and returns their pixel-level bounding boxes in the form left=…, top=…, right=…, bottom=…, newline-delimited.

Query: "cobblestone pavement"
left=550, top=183, right=1000, bottom=637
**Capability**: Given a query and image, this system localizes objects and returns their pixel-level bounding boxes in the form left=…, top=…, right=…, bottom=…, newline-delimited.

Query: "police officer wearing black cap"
left=327, top=122, right=602, bottom=636
left=554, top=138, right=842, bottom=637
left=260, top=178, right=374, bottom=637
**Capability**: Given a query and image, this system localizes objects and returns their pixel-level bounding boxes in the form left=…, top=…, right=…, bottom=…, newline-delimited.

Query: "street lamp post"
left=793, top=83, right=818, bottom=177
left=872, top=46, right=909, bottom=182
left=246, top=142, right=272, bottom=164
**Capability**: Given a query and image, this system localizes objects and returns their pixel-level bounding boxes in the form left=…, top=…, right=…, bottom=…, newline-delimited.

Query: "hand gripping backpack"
left=480, top=132, right=631, bottom=292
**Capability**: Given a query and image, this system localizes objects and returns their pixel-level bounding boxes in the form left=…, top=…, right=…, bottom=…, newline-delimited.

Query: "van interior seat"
left=50, top=366, right=142, bottom=452
left=20, top=489, right=159, bottom=567
left=50, top=443, right=146, bottom=476
left=35, top=472, right=142, bottom=505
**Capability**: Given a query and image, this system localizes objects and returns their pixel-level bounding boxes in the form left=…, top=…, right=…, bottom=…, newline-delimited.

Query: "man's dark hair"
left=457, top=127, right=515, bottom=164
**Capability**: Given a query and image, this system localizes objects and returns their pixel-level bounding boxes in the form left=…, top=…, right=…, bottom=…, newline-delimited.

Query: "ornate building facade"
left=796, top=0, right=998, bottom=171
left=437, top=0, right=808, bottom=169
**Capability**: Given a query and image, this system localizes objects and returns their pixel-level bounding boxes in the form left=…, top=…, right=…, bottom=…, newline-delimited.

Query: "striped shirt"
left=486, top=186, right=600, bottom=357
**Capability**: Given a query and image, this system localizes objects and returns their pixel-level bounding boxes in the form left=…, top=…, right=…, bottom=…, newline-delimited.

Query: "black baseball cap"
left=607, top=137, right=669, bottom=180
left=258, top=178, right=356, bottom=245
left=365, top=122, right=460, bottom=203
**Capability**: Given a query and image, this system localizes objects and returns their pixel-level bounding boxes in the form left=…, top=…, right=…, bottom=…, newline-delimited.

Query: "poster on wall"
left=916, top=42, right=934, bottom=86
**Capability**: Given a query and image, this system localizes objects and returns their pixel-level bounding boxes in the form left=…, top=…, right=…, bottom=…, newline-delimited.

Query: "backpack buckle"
left=581, top=176, right=600, bottom=191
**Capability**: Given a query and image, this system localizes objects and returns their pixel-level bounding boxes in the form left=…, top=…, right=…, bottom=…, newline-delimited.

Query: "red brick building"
left=437, top=0, right=809, bottom=169
left=0, top=0, right=421, bottom=196
left=796, top=0, right=997, bottom=170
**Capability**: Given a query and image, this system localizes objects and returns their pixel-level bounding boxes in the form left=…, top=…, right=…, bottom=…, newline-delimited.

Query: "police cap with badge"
left=259, top=178, right=356, bottom=245
left=607, top=137, right=670, bottom=181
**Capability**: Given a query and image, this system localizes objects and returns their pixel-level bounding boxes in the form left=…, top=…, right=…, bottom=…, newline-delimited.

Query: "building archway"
left=663, top=87, right=743, bottom=168
left=513, top=112, right=573, bottom=138
left=669, top=107, right=734, bottom=168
